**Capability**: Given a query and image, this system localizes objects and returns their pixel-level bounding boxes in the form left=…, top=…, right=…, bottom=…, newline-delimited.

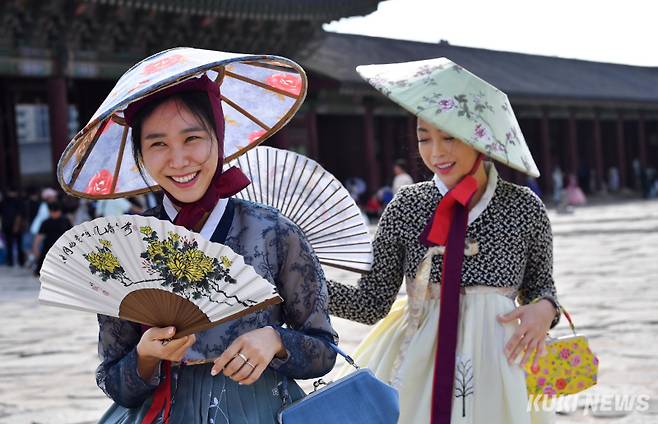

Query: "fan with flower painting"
left=38, top=215, right=281, bottom=337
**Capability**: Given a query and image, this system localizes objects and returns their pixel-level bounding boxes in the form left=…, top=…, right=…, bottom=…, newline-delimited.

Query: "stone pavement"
left=1, top=200, right=657, bottom=423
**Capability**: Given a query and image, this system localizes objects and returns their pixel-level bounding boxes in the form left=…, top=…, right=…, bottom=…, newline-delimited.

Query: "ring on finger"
left=245, top=361, right=256, bottom=369
left=236, top=352, right=248, bottom=362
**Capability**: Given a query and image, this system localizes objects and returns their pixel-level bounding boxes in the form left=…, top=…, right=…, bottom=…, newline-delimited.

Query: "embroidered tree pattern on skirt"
left=455, top=357, right=474, bottom=417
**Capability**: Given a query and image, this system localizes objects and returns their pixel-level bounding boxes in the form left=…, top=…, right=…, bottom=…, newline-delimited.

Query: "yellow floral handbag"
left=524, top=306, right=599, bottom=398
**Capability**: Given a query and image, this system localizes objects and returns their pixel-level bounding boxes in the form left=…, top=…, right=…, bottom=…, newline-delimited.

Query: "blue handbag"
left=277, top=343, right=400, bottom=424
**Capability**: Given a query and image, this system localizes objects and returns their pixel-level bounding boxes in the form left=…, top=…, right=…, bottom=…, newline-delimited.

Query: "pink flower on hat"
left=248, top=130, right=267, bottom=144
left=560, top=348, right=571, bottom=359
left=438, top=98, right=456, bottom=111
left=474, top=123, right=487, bottom=139
left=266, top=74, right=302, bottom=95
left=142, top=54, right=185, bottom=75
left=86, top=169, right=113, bottom=195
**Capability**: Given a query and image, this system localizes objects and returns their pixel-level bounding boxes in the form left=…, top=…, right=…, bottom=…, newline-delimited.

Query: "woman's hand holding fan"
left=136, top=326, right=196, bottom=380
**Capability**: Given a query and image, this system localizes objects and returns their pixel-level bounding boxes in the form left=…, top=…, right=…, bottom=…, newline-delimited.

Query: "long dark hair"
left=129, top=91, right=218, bottom=186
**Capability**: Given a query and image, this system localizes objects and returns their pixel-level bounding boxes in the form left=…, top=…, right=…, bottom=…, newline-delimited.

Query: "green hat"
left=356, top=58, right=539, bottom=177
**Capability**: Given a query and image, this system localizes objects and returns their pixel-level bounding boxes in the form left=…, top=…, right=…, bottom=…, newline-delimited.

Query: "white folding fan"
left=227, top=146, right=374, bottom=273
left=38, top=215, right=281, bottom=338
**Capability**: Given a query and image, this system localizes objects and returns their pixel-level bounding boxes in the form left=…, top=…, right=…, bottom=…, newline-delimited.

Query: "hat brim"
left=59, top=48, right=307, bottom=199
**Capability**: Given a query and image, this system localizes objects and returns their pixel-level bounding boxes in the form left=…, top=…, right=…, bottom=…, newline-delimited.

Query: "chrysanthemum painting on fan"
left=86, top=226, right=239, bottom=304
left=38, top=215, right=282, bottom=338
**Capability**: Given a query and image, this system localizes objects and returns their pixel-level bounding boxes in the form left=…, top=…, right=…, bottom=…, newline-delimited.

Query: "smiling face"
left=140, top=99, right=218, bottom=203
left=417, top=118, right=480, bottom=189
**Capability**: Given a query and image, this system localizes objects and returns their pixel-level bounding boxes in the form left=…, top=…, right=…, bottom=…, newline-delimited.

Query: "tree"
left=455, top=357, right=474, bottom=418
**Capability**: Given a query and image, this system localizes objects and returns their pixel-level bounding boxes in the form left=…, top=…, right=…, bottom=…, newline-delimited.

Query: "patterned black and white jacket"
left=328, top=165, right=559, bottom=326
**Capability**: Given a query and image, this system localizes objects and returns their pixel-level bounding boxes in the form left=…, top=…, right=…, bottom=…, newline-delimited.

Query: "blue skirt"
left=99, top=364, right=305, bottom=424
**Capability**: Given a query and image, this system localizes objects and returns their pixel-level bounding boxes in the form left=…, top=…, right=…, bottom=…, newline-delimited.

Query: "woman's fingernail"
left=211, top=369, right=217, bottom=376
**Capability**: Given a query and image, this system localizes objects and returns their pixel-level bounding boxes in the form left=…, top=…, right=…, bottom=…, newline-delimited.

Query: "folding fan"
left=38, top=215, right=282, bottom=338
left=227, top=146, right=374, bottom=273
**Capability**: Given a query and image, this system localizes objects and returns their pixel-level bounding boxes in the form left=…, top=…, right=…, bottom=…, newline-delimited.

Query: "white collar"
left=432, top=162, right=498, bottom=225
left=162, top=196, right=229, bottom=240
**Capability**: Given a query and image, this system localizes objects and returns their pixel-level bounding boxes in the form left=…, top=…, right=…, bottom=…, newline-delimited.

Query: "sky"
left=324, top=0, right=658, bottom=67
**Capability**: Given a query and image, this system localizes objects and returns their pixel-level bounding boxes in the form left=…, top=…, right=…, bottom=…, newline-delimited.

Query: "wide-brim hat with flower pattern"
left=357, top=58, right=539, bottom=177
left=58, top=47, right=307, bottom=199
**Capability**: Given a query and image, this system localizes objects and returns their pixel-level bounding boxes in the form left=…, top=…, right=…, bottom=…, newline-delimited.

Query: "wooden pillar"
left=567, top=111, right=579, bottom=176
left=305, top=106, right=320, bottom=160
left=539, top=109, right=552, bottom=193
left=0, top=84, right=7, bottom=190
left=616, top=112, right=627, bottom=188
left=382, top=119, right=394, bottom=185
left=272, top=129, right=289, bottom=150
left=0, top=82, right=19, bottom=189
left=406, top=114, right=419, bottom=180
left=363, top=98, right=379, bottom=192
left=48, top=76, right=69, bottom=183
left=592, top=111, right=604, bottom=192
left=638, top=112, right=648, bottom=168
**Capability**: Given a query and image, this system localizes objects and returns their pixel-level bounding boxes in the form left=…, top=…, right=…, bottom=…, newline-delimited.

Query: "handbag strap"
left=560, top=306, right=577, bottom=336
left=328, top=342, right=360, bottom=370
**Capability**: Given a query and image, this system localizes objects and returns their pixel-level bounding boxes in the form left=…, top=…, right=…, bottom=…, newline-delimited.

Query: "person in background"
left=22, top=187, right=42, bottom=266
left=608, top=166, right=620, bottom=192
left=632, top=158, right=641, bottom=191
left=32, top=201, right=72, bottom=275
left=552, top=165, right=563, bottom=204
left=0, top=187, right=27, bottom=267
left=345, top=176, right=367, bottom=203
left=392, top=159, right=414, bottom=194
left=526, top=176, right=542, bottom=198
left=30, top=188, right=58, bottom=237
left=565, top=174, right=587, bottom=206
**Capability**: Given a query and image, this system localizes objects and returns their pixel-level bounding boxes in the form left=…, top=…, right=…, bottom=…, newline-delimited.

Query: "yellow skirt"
left=337, top=288, right=555, bottom=424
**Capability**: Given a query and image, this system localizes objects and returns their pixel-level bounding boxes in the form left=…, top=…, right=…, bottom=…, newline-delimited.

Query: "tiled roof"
left=85, top=0, right=383, bottom=21
left=303, top=32, right=658, bottom=103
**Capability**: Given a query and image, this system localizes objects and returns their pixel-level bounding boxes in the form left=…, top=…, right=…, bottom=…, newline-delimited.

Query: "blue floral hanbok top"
left=96, top=198, right=338, bottom=424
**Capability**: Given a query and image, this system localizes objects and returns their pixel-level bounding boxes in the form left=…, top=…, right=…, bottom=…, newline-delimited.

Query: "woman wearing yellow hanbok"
left=328, top=59, right=560, bottom=424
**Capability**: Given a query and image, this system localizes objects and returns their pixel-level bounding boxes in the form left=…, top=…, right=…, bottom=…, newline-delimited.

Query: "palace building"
left=1, top=1, right=656, bottom=197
